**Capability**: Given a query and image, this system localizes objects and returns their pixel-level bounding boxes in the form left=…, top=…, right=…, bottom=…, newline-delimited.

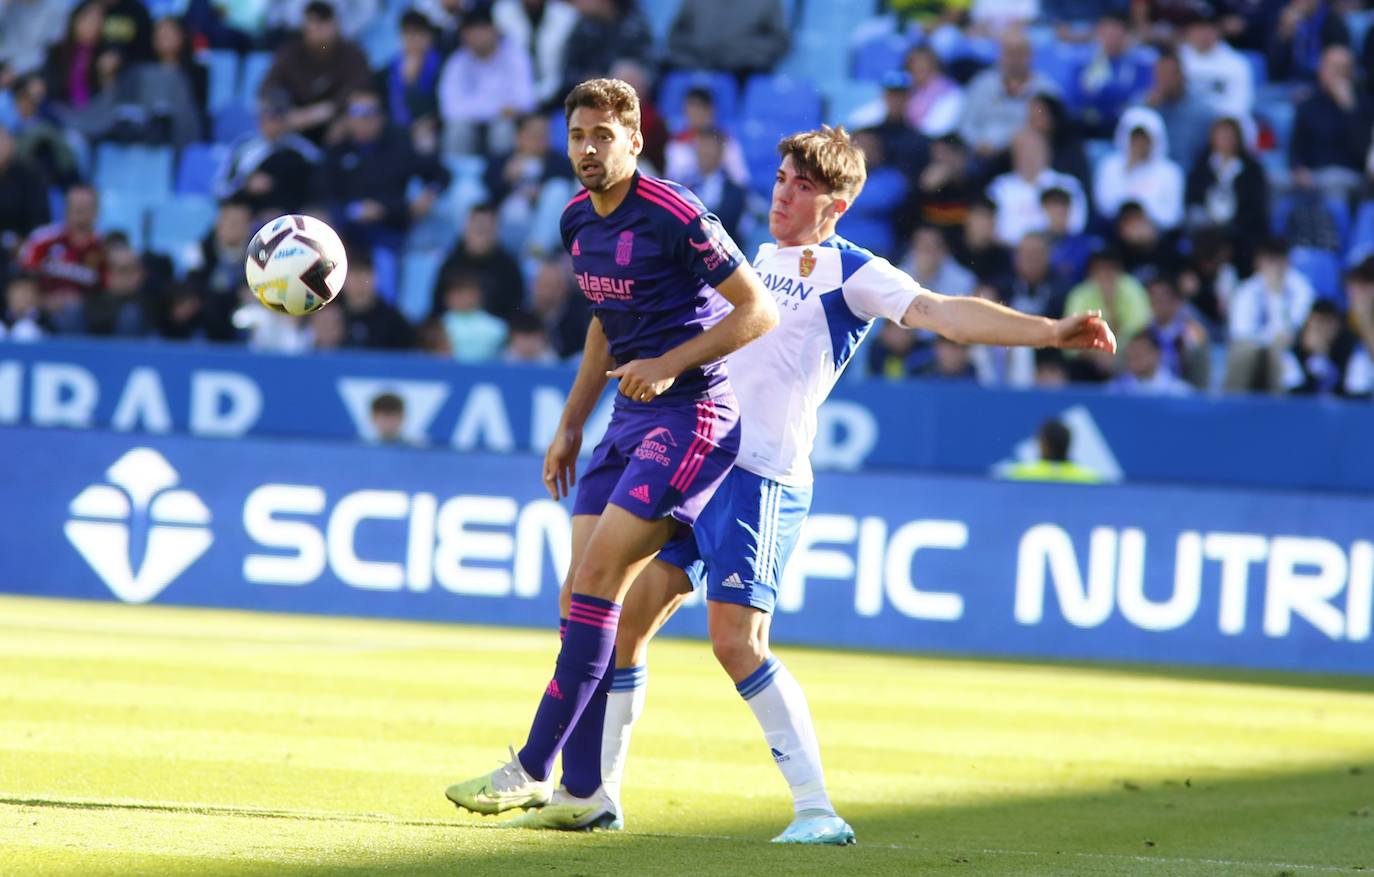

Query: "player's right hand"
left=543, top=427, right=583, bottom=500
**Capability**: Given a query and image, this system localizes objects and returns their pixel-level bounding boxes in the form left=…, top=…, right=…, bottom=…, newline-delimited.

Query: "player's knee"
left=570, top=555, right=620, bottom=600
left=615, top=613, right=654, bottom=664
left=710, top=628, right=766, bottom=678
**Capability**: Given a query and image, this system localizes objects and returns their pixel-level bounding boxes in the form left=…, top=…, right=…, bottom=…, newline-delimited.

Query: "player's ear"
left=629, top=128, right=643, bottom=157
left=828, top=196, right=850, bottom=219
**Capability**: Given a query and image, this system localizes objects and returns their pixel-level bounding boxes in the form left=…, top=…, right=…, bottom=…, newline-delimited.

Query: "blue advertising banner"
left=3, top=426, right=1370, bottom=675
left=3, top=338, right=1373, bottom=492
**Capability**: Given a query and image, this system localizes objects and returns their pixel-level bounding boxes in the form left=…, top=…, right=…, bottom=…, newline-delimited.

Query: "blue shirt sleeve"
left=671, top=210, right=747, bottom=289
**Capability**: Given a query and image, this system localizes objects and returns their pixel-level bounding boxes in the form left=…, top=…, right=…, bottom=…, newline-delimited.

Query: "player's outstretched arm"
left=545, top=317, right=613, bottom=499
left=608, top=265, right=779, bottom=402
left=901, top=292, right=1117, bottom=354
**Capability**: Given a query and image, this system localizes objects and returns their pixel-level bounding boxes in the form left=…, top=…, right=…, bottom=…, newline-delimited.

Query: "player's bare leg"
left=709, top=601, right=855, bottom=845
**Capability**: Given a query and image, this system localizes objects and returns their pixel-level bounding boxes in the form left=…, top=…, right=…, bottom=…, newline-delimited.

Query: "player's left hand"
left=1052, top=311, right=1117, bottom=353
left=607, top=358, right=677, bottom=403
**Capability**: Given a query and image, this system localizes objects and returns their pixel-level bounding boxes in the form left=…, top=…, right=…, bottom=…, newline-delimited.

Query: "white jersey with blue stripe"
left=730, top=235, right=926, bottom=487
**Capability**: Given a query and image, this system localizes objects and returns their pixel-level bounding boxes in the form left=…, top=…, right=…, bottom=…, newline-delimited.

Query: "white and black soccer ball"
left=244, top=214, right=348, bottom=316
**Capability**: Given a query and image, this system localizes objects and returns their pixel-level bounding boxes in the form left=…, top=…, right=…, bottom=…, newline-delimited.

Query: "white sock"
left=601, top=665, right=647, bottom=815
left=736, top=657, right=833, bottom=816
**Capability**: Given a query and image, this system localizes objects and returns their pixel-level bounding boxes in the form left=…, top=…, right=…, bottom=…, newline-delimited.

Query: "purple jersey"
left=561, top=171, right=747, bottom=405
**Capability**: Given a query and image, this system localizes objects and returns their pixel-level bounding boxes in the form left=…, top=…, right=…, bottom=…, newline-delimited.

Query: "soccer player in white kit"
left=510, top=126, right=1116, bottom=841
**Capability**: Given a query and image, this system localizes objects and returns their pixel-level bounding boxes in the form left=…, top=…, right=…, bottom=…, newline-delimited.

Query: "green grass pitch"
left=2, top=594, right=1372, bottom=876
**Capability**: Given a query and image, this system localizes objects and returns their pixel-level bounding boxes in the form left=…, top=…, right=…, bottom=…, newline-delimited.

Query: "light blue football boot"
left=771, top=810, right=856, bottom=845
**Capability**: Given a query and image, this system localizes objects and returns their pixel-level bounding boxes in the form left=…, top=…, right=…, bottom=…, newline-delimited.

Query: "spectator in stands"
left=414, top=314, right=452, bottom=356
left=1291, top=44, right=1371, bottom=202
left=1184, top=115, right=1267, bottom=267
left=917, top=335, right=977, bottom=381
left=958, top=28, right=1058, bottom=159
left=665, top=0, right=789, bottom=80
left=1042, top=186, right=1095, bottom=286
left=43, top=1, right=123, bottom=138
left=8, top=73, right=79, bottom=186
left=18, top=184, right=105, bottom=315
left=259, top=1, right=372, bottom=145
left=1267, top=0, right=1349, bottom=83
left=1095, top=107, right=1185, bottom=232
left=1177, top=225, right=1238, bottom=330
left=369, top=392, right=408, bottom=443
left=611, top=59, right=668, bottom=172
left=381, top=11, right=444, bottom=155
left=79, top=240, right=153, bottom=337
left=1026, top=92, right=1091, bottom=193
left=0, top=126, right=50, bottom=255
left=494, top=0, right=579, bottom=109
left=214, top=90, right=322, bottom=216
left=904, top=46, right=964, bottom=139
left=158, top=280, right=236, bottom=343
left=1113, top=331, right=1193, bottom=395
left=558, top=0, right=651, bottom=99
left=1140, top=48, right=1214, bottom=170
left=1179, top=10, right=1253, bottom=121
left=241, top=307, right=315, bottom=354
left=902, top=226, right=974, bottom=297
left=987, top=128, right=1087, bottom=246
left=1282, top=299, right=1370, bottom=396
left=441, top=272, right=508, bottom=362
left=118, top=16, right=204, bottom=147
left=0, top=0, right=71, bottom=78
left=310, top=302, right=347, bottom=350
left=665, top=87, right=749, bottom=186
left=951, top=195, right=1012, bottom=286
left=415, top=0, right=470, bottom=53
left=339, top=254, right=414, bottom=350
left=844, top=128, right=908, bottom=259
left=320, top=86, right=452, bottom=254
left=187, top=199, right=253, bottom=340
left=1345, top=257, right=1374, bottom=362
left=969, top=0, right=1038, bottom=32
left=859, top=71, right=929, bottom=188
left=916, top=134, right=975, bottom=237
left=433, top=202, right=526, bottom=318
left=94, top=0, right=152, bottom=64
left=504, top=311, right=559, bottom=363
left=1225, top=237, right=1316, bottom=391
left=1003, top=418, right=1101, bottom=483
left=1033, top=347, right=1070, bottom=386
left=1006, top=232, right=1066, bottom=317
left=529, top=255, right=589, bottom=357
left=1065, top=245, right=1151, bottom=349
left=1145, top=271, right=1210, bottom=388
left=681, top=128, right=747, bottom=242
left=1114, top=202, right=1181, bottom=280
left=867, top=321, right=925, bottom=378
left=265, top=0, right=379, bottom=44
left=1, top=273, right=50, bottom=340
left=486, top=112, right=574, bottom=251
left=438, top=7, right=535, bottom=155
left=968, top=279, right=1035, bottom=386
left=1072, top=12, right=1152, bottom=139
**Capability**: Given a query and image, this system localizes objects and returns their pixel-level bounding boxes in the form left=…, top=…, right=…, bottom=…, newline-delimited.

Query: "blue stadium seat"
left=1347, top=9, right=1374, bottom=57
left=96, top=190, right=155, bottom=250
left=1034, top=44, right=1094, bottom=103
left=176, top=143, right=227, bottom=196
left=1258, top=102, right=1295, bottom=156
left=1349, top=200, right=1374, bottom=261
left=213, top=105, right=257, bottom=144
left=1241, top=49, right=1267, bottom=90
left=851, top=30, right=912, bottom=82
left=824, top=79, right=883, bottom=127
left=739, top=118, right=786, bottom=196
left=149, top=194, right=217, bottom=274
left=1272, top=194, right=1350, bottom=253
left=1290, top=246, right=1342, bottom=301
left=94, top=144, right=173, bottom=197
left=547, top=108, right=567, bottom=149
left=642, top=0, right=682, bottom=43
left=742, top=74, right=823, bottom=132
left=205, top=50, right=239, bottom=113
left=780, top=26, right=849, bottom=84
left=239, top=52, right=273, bottom=107
left=372, top=244, right=399, bottom=304
left=399, top=250, right=443, bottom=323
left=658, top=70, right=739, bottom=132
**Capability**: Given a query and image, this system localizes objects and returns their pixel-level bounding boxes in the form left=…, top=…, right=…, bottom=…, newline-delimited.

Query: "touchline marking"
left=0, top=796, right=1361, bottom=872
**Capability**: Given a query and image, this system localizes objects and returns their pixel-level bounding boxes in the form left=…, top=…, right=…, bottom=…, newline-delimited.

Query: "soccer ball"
left=244, top=214, right=348, bottom=316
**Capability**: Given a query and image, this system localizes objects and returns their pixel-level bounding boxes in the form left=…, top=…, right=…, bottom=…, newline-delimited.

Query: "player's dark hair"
left=1257, top=237, right=1291, bottom=260
left=304, top=1, right=335, bottom=21
left=564, top=78, right=641, bottom=133
left=1038, top=419, right=1072, bottom=462
left=1130, top=330, right=1161, bottom=353
left=400, top=10, right=433, bottom=33
left=507, top=311, right=546, bottom=335
left=371, top=392, right=404, bottom=415
left=1039, top=186, right=1071, bottom=206
left=684, top=86, right=715, bottom=105
left=776, top=125, right=867, bottom=201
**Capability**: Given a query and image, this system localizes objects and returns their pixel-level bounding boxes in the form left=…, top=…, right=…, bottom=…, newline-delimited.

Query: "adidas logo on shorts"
left=629, top=484, right=651, bottom=503
left=722, top=572, right=745, bottom=588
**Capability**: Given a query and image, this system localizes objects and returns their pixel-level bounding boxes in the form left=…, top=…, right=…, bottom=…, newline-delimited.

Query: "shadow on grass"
left=10, top=760, right=1373, bottom=877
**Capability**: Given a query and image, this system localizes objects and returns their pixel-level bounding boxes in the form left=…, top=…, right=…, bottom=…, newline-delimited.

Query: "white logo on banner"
left=64, top=448, right=213, bottom=603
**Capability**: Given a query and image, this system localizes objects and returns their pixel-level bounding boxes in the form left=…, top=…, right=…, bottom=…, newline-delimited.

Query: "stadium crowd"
left=2, top=0, right=1374, bottom=397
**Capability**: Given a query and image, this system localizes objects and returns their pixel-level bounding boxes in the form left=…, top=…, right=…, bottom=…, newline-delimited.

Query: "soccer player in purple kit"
left=444, top=78, right=778, bottom=824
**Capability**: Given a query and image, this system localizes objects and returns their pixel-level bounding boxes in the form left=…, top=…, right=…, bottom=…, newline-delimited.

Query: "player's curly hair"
left=776, top=125, right=867, bottom=201
left=563, top=78, right=641, bottom=133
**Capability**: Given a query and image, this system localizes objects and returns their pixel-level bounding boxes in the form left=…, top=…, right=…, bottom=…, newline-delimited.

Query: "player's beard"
left=577, top=156, right=629, bottom=193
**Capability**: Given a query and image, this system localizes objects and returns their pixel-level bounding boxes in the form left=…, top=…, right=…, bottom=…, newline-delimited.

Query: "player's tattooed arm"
left=900, top=292, right=1116, bottom=353
left=545, top=318, right=613, bottom=498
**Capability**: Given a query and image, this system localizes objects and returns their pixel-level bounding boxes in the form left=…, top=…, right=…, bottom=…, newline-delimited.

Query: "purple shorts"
left=572, top=394, right=740, bottom=527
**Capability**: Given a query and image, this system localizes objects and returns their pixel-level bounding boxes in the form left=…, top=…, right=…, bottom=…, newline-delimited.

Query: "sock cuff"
left=568, top=594, right=620, bottom=630
left=735, top=657, right=781, bottom=701
left=609, top=665, right=647, bottom=692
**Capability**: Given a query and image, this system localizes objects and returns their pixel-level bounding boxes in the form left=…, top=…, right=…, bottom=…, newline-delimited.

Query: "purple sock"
left=518, top=595, right=619, bottom=782
left=559, top=643, right=615, bottom=798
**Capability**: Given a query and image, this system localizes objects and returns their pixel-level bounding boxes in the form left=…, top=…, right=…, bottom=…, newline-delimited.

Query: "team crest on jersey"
left=615, top=231, right=634, bottom=266
left=799, top=248, right=816, bottom=277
